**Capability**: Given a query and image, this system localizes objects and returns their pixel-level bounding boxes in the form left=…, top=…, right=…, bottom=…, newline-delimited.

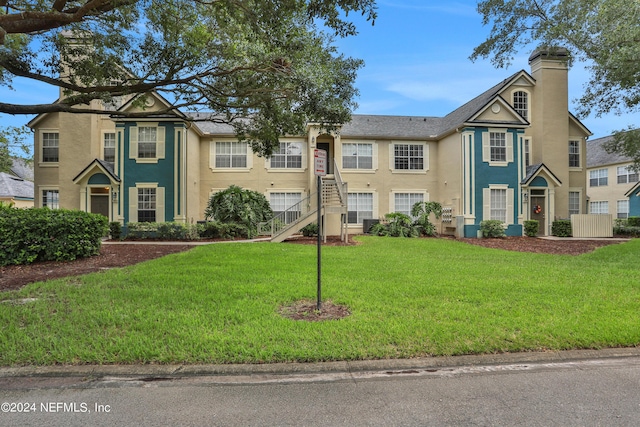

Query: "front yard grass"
left=1, top=236, right=639, bottom=365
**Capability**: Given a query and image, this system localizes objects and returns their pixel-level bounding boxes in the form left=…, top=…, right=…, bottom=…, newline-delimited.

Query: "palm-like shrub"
left=204, top=185, right=273, bottom=238
left=411, top=201, right=442, bottom=236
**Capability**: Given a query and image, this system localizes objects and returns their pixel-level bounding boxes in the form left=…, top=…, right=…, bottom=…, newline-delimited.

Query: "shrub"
left=199, top=220, right=250, bottom=239
left=480, top=220, right=506, bottom=238
left=109, top=221, right=122, bottom=240
left=370, top=212, right=419, bottom=238
left=0, top=207, right=108, bottom=266
left=204, top=185, right=273, bottom=238
left=126, top=222, right=202, bottom=240
left=411, top=201, right=442, bottom=236
left=126, top=222, right=158, bottom=239
left=613, top=219, right=640, bottom=237
left=523, top=220, right=539, bottom=237
left=552, top=220, right=572, bottom=237
left=627, top=216, right=640, bottom=227
left=300, top=223, right=318, bottom=237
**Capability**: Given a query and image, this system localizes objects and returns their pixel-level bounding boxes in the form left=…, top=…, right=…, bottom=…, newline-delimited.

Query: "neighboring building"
left=586, top=134, right=640, bottom=219
left=0, top=159, right=34, bottom=207
left=28, top=48, right=591, bottom=238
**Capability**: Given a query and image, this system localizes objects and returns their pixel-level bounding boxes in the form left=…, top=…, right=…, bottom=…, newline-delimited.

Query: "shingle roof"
left=586, top=135, right=632, bottom=168
left=9, top=158, right=33, bottom=181
left=188, top=70, right=528, bottom=140
left=0, top=172, right=34, bottom=200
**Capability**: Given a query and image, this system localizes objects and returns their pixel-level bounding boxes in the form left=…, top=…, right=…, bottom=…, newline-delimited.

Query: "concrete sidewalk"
left=2, top=347, right=639, bottom=381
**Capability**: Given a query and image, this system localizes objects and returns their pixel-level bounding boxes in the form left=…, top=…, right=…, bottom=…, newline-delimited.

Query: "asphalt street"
left=1, top=348, right=639, bottom=426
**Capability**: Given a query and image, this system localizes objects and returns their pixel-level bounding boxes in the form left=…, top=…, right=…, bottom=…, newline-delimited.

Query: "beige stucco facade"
left=28, top=49, right=591, bottom=238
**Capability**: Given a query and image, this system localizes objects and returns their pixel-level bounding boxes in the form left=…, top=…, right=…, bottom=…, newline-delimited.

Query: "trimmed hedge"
left=552, top=220, right=572, bottom=237
left=523, top=220, right=539, bottom=237
left=0, top=206, right=108, bottom=266
left=126, top=222, right=202, bottom=240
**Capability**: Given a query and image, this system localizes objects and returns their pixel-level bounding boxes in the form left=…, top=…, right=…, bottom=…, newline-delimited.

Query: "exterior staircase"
left=258, top=168, right=348, bottom=242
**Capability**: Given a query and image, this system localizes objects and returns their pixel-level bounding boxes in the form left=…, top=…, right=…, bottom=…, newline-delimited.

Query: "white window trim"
left=38, top=129, right=60, bottom=167
left=482, top=128, right=513, bottom=167
left=129, top=123, right=166, bottom=164
left=390, top=190, right=429, bottom=215
left=341, top=140, right=378, bottom=173
left=589, top=200, right=609, bottom=214
left=389, top=142, right=429, bottom=174
left=264, top=139, right=307, bottom=172
left=512, top=89, right=531, bottom=121
left=347, top=190, right=378, bottom=226
left=102, top=130, right=117, bottom=165
left=209, top=140, right=253, bottom=172
left=482, top=184, right=514, bottom=225
left=589, top=168, right=608, bottom=187
left=568, top=138, right=582, bottom=171
left=39, top=186, right=60, bottom=209
left=128, top=183, right=165, bottom=223
left=568, top=188, right=583, bottom=215
left=617, top=200, right=629, bottom=219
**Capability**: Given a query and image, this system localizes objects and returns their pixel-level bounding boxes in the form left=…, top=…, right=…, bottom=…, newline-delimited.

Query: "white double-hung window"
left=483, top=185, right=514, bottom=224
left=482, top=129, right=513, bottom=166
left=211, top=141, right=251, bottom=170
left=129, top=124, right=165, bottom=163
left=270, top=142, right=303, bottom=169
left=348, top=193, right=374, bottom=224
left=343, top=143, right=374, bottom=170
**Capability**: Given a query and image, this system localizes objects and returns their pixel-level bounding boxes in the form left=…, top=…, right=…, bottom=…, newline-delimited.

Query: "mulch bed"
left=0, top=236, right=627, bottom=293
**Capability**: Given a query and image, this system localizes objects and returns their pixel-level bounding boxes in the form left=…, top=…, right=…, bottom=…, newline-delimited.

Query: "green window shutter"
left=129, top=127, right=138, bottom=159
left=129, top=187, right=138, bottom=223
left=157, top=126, right=166, bottom=159
left=483, top=188, right=491, bottom=220
left=156, top=187, right=165, bottom=222
left=482, top=132, right=490, bottom=162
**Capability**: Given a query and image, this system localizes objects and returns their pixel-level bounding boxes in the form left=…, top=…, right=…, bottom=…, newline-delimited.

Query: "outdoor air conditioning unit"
left=363, top=219, right=380, bottom=234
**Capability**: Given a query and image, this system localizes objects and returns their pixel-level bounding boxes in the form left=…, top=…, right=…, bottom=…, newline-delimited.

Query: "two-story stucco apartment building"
left=587, top=134, right=640, bottom=219
left=29, top=48, right=592, bottom=239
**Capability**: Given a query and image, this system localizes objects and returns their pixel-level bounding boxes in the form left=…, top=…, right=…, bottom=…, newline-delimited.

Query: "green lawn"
left=1, top=236, right=639, bottom=366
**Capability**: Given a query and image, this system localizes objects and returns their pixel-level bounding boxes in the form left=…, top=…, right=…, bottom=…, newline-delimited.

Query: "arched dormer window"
left=513, top=91, right=528, bottom=121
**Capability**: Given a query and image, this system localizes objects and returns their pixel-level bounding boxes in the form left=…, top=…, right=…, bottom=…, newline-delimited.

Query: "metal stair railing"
left=257, top=193, right=316, bottom=238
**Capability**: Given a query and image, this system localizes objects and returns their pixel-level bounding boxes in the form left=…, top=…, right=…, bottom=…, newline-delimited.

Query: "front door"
left=317, top=142, right=333, bottom=174
left=530, top=196, right=546, bottom=236
left=91, top=194, right=110, bottom=218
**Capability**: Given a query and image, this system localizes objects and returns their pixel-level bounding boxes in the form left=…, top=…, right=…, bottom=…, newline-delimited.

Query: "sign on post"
left=313, top=148, right=326, bottom=310
left=314, top=149, right=327, bottom=177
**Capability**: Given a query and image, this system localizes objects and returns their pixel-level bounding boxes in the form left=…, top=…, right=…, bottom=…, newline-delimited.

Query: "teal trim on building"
left=530, top=176, right=548, bottom=187
left=629, top=191, right=640, bottom=217
left=88, top=173, right=111, bottom=185
left=466, top=127, right=523, bottom=237
left=121, top=121, right=179, bottom=224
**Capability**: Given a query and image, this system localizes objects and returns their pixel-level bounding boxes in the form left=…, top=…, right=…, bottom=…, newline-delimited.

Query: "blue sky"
left=1, top=0, right=636, bottom=140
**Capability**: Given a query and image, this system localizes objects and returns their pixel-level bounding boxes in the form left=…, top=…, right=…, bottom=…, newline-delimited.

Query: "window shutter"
left=482, top=132, right=490, bottom=162
left=210, top=142, right=216, bottom=168
left=156, top=187, right=165, bottom=222
left=483, top=188, right=491, bottom=220
left=157, top=126, right=166, bottom=159
left=372, top=143, right=378, bottom=170
left=129, top=187, right=138, bottom=223
left=129, top=127, right=138, bottom=159
left=507, top=188, right=514, bottom=224
left=424, top=144, right=430, bottom=171
left=507, top=136, right=514, bottom=163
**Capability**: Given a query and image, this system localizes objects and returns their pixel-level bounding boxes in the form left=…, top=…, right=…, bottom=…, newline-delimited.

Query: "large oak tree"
left=0, top=0, right=376, bottom=156
left=470, top=0, right=640, bottom=169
